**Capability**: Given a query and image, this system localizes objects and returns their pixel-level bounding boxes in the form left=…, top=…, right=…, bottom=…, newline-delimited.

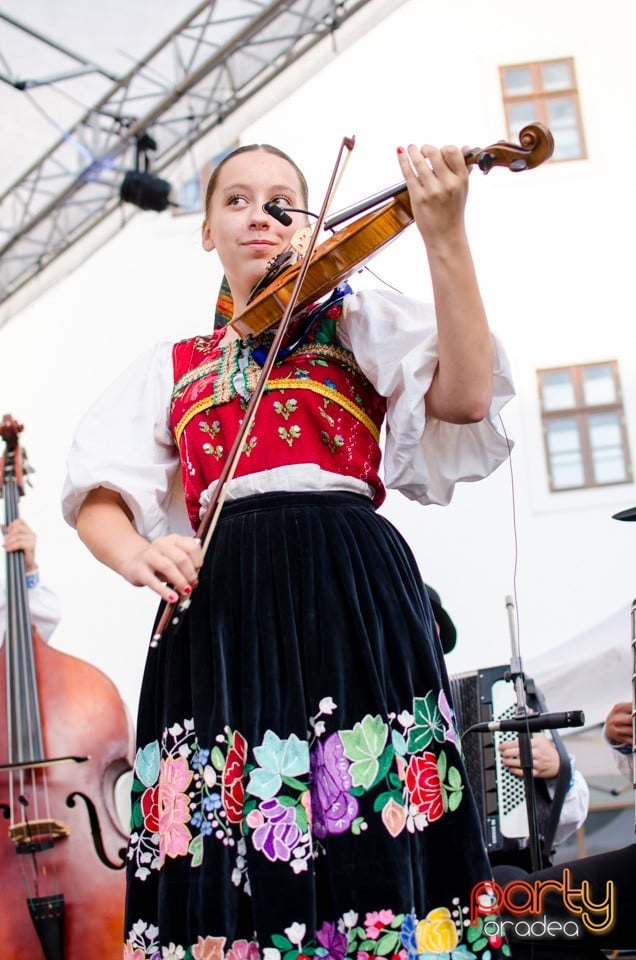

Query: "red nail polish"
left=396, top=146, right=404, bottom=154
left=168, top=591, right=178, bottom=603
left=183, top=585, right=192, bottom=595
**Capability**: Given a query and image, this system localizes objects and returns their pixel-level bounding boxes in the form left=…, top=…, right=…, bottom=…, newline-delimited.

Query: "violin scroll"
left=464, top=122, right=554, bottom=174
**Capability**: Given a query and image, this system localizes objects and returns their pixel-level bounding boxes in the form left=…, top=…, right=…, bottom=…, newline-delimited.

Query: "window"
left=538, top=362, right=632, bottom=491
left=500, top=58, right=586, bottom=161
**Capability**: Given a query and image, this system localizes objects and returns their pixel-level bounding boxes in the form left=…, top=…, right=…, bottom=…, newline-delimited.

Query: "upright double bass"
left=0, top=416, right=135, bottom=959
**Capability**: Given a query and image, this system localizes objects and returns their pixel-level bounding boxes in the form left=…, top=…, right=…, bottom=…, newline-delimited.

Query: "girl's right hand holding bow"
left=76, top=487, right=202, bottom=603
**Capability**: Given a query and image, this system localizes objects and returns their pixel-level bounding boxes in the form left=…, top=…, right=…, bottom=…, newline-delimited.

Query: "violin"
left=230, top=122, right=554, bottom=339
left=152, top=123, right=554, bottom=645
left=0, top=415, right=135, bottom=959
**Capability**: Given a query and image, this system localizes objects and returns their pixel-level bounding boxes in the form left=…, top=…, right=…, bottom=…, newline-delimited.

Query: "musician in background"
left=603, top=699, right=633, bottom=780
left=1, top=518, right=62, bottom=642
left=426, top=585, right=589, bottom=857
left=498, top=730, right=589, bottom=847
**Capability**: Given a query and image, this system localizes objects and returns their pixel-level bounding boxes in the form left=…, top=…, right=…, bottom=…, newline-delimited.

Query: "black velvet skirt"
left=123, top=492, right=509, bottom=959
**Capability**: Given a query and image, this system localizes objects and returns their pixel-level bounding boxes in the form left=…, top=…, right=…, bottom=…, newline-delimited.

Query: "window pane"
left=547, top=418, right=585, bottom=488
left=583, top=365, right=616, bottom=406
left=503, top=66, right=533, bottom=95
left=508, top=100, right=538, bottom=131
left=548, top=96, right=577, bottom=127
left=590, top=412, right=627, bottom=483
left=553, top=128, right=583, bottom=161
left=542, top=370, right=575, bottom=410
left=542, top=61, right=572, bottom=91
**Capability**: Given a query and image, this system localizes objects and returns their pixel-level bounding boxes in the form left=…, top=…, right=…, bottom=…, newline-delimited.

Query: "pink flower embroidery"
left=192, top=935, right=227, bottom=960
left=158, top=755, right=194, bottom=861
left=226, top=940, right=260, bottom=960
left=123, top=944, right=146, bottom=960
left=364, top=909, right=395, bottom=940
left=381, top=797, right=406, bottom=837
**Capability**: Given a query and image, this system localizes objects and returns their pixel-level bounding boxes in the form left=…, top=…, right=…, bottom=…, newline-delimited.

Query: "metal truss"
left=0, top=0, right=377, bottom=309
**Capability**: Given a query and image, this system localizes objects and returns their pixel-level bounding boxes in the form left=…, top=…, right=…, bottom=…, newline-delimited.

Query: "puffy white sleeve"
left=61, top=342, right=187, bottom=541
left=340, top=289, right=515, bottom=506
left=552, top=762, right=590, bottom=845
left=603, top=725, right=634, bottom=782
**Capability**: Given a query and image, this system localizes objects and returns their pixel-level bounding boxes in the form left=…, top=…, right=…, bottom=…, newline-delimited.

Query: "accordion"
left=449, top=664, right=571, bottom=867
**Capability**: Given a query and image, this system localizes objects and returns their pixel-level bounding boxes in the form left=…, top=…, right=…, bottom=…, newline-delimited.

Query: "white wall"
left=1, top=0, right=635, bottom=732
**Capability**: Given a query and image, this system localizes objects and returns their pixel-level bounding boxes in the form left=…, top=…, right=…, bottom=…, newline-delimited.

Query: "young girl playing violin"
left=63, top=141, right=515, bottom=959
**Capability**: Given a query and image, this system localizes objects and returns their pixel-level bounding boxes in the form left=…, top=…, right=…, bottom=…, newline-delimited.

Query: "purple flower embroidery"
left=251, top=798, right=302, bottom=862
left=316, top=921, right=348, bottom=960
left=310, top=733, right=359, bottom=838
left=438, top=690, right=458, bottom=745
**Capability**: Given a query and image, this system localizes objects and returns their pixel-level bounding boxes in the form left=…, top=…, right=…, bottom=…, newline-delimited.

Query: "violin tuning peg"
left=477, top=151, right=495, bottom=174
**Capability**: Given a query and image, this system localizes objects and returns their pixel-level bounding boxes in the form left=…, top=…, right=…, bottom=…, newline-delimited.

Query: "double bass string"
left=2, top=438, right=59, bottom=899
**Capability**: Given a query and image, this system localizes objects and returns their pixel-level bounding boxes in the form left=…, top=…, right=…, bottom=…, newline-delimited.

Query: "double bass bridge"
left=10, top=817, right=70, bottom=852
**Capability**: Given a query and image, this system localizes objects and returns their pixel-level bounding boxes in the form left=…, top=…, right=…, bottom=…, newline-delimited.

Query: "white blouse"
left=62, top=289, right=515, bottom=540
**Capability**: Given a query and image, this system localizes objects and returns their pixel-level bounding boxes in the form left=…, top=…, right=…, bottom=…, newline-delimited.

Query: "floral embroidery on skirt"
left=123, top=492, right=509, bottom=959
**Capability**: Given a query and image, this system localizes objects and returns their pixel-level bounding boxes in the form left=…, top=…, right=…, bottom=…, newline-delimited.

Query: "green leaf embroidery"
left=351, top=816, right=367, bottom=836
left=448, top=765, right=463, bottom=789
left=281, top=775, right=308, bottom=792
left=271, top=935, right=293, bottom=951
left=189, top=833, right=203, bottom=868
left=340, top=715, right=388, bottom=789
left=372, top=789, right=403, bottom=813
left=374, top=932, right=400, bottom=955
left=131, top=801, right=143, bottom=830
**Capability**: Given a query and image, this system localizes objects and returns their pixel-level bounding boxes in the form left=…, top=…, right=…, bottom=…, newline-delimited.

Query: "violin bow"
left=151, top=135, right=356, bottom=645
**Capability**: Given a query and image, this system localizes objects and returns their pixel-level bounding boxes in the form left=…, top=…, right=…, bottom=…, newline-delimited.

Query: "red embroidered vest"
left=170, top=303, right=387, bottom=530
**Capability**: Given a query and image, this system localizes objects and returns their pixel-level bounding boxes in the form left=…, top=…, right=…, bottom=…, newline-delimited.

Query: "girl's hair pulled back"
left=204, top=144, right=309, bottom=213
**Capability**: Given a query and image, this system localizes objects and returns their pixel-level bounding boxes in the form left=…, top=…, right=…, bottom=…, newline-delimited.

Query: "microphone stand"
left=502, top=594, right=543, bottom=873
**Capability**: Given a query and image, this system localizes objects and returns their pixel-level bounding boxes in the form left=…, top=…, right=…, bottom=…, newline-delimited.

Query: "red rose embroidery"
left=141, top=784, right=160, bottom=832
left=405, top=752, right=444, bottom=822
left=222, top=731, right=248, bottom=824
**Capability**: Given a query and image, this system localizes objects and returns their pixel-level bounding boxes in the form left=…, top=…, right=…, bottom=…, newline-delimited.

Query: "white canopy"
left=527, top=603, right=633, bottom=729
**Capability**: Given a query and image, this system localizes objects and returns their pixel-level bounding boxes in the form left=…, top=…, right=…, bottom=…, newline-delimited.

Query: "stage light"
left=120, top=170, right=172, bottom=211
left=119, top=130, right=175, bottom=213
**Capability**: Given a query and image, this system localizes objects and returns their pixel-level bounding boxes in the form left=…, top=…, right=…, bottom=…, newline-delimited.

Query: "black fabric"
left=124, top=492, right=508, bottom=958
